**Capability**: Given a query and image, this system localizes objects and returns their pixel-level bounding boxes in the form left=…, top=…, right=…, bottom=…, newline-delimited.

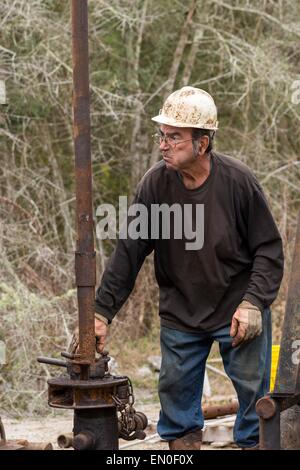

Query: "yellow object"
left=270, top=345, right=280, bottom=392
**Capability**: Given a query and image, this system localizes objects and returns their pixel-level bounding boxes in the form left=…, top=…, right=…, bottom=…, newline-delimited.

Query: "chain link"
left=112, top=377, right=137, bottom=439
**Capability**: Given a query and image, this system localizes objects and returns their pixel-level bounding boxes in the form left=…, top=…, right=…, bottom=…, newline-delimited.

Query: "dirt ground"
left=1, top=402, right=238, bottom=451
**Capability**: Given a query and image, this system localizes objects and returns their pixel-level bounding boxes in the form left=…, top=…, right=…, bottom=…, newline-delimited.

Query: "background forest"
left=1, top=0, right=300, bottom=415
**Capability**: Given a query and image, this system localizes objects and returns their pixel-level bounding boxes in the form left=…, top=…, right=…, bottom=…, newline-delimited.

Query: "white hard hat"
left=152, top=86, right=218, bottom=130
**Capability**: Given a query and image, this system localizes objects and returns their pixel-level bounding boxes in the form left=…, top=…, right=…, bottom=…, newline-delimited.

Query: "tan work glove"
left=68, top=313, right=108, bottom=355
left=230, top=300, right=262, bottom=348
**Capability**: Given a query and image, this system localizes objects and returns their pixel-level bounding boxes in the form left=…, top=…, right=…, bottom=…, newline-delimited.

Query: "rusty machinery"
left=37, top=0, right=147, bottom=450
left=256, top=211, right=300, bottom=450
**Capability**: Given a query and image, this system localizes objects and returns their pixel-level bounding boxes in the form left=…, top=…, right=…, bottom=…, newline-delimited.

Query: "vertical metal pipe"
left=72, top=0, right=95, bottom=370
left=259, top=410, right=281, bottom=450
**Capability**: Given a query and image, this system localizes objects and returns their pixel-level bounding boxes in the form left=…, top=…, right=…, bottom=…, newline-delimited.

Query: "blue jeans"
left=157, top=309, right=271, bottom=448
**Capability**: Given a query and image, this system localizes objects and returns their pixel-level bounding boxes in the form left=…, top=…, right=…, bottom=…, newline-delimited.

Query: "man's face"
left=158, top=124, right=197, bottom=170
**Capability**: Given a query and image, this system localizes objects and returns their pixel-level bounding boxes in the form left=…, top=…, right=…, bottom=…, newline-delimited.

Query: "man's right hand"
left=68, top=315, right=108, bottom=355
left=95, top=317, right=108, bottom=353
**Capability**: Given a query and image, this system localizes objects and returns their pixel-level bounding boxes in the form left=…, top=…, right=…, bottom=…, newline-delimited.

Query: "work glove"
left=68, top=313, right=108, bottom=355
left=230, top=300, right=262, bottom=348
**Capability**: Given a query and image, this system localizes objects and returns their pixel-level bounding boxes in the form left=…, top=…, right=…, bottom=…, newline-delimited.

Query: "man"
left=93, top=87, right=284, bottom=450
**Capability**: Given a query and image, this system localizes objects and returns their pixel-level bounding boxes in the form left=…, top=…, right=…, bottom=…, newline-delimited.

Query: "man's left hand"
left=230, top=300, right=262, bottom=348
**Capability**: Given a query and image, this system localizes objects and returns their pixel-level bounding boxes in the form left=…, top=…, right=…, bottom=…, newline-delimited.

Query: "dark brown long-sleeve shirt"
left=95, top=151, right=284, bottom=332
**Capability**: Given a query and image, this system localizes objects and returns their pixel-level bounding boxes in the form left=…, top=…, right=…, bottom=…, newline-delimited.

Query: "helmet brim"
left=151, top=115, right=218, bottom=131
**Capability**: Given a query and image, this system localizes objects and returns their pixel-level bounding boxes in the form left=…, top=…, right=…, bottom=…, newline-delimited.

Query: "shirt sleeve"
left=95, top=184, right=154, bottom=323
left=236, top=177, right=284, bottom=312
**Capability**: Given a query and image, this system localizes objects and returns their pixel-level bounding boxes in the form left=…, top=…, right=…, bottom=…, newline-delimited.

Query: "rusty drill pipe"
left=202, top=401, right=239, bottom=420
left=1, top=440, right=53, bottom=450
left=0, top=418, right=52, bottom=451
left=57, top=433, right=74, bottom=449
left=22, top=442, right=53, bottom=450
left=72, top=0, right=96, bottom=373
left=70, top=5, right=124, bottom=448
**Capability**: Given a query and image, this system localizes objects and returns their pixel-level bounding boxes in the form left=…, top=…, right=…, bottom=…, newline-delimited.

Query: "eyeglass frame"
left=152, top=131, right=195, bottom=148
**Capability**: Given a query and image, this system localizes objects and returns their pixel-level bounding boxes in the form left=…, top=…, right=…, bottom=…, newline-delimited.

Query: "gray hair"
left=192, top=128, right=215, bottom=155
